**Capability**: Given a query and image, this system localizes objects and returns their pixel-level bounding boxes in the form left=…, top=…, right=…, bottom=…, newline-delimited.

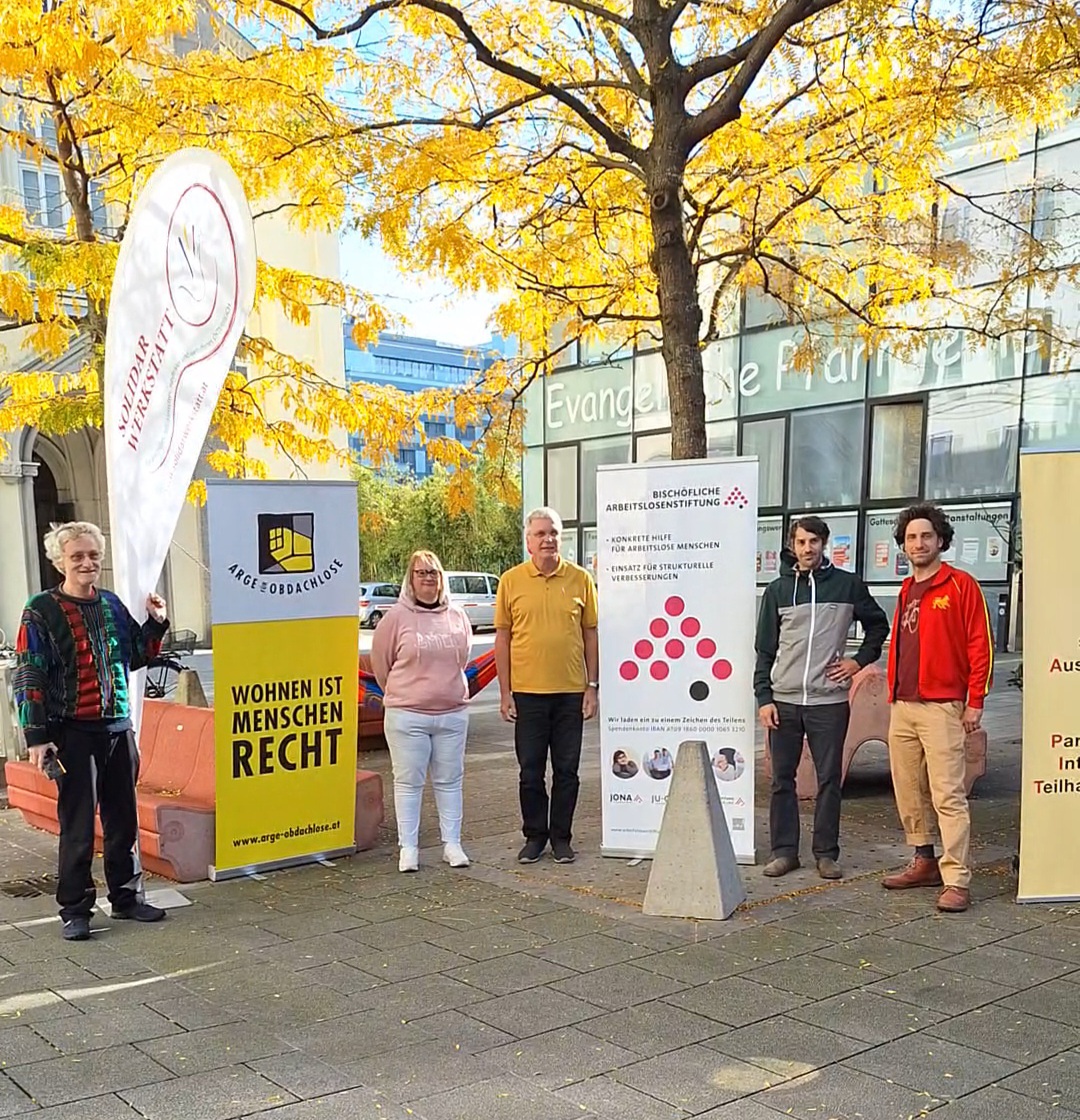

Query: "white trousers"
left=383, top=707, right=469, bottom=848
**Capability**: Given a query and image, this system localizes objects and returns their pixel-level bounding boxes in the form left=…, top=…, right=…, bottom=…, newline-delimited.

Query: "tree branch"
left=549, top=0, right=632, bottom=30
left=263, top=0, right=405, bottom=41
left=599, top=24, right=650, bottom=100
left=266, top=0, right=644, bottom=163
left=685, top=0, right=843, bottom=149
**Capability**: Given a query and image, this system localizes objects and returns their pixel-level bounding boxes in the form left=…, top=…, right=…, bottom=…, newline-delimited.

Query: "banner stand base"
left=1018, top=894, right=1080, bottom=905
left=209, top=846, right=356, bottom=883
left=602, top=847, right=756, bottom=866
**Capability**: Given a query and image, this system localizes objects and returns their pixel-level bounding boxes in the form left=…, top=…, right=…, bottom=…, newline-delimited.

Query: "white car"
left=445, top=572, right=500, bottom=629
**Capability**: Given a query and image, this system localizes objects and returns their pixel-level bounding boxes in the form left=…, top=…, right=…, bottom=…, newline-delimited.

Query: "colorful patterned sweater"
left=14, top=588, right=169, bottom=747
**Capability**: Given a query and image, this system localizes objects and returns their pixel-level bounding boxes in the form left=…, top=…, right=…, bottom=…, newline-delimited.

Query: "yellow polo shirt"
left=495, top=558, right=599, bottom=694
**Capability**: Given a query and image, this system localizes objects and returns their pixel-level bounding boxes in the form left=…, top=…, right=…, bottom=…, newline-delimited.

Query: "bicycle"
left=144, top=628, right=197, bottom=698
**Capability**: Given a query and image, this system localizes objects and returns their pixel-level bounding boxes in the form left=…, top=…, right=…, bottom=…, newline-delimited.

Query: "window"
left=863, top=510, right=911, bottom=583
left=938, top=503, right=1012, bottom=580
left=741, top=418, right=785, bottom=507
left=789, top=511, right=858, bottom=571
left=582, top=528, right=598, bottom=579
left=938, top=154, right=1035, bottom=288
left=447, top=577, right=466, bottom=594
left=756, top=517, right=783, bottom=584
left=706, top=420, right=737, bottom=458
left=487, top=576, right=500, bottom=593
left=633, top=351, right=670, bottom=432
left=580, top=326, right=631, bottom=365
left=546, top=445, right=578, bottom=520
left=22, top=166, right=63, bottom=228
left=870, top=401, right=923, bottom=499
left=636, top=431, right=671, bottom=462
left=870, top=326, right=1025, bottom=395
left=580, top=435, right=631, bottom=522
left=740, top=325, right=866, bottom=415
left=464, top=575, right=488, bottom=595
left=523, top=377, right=544, bottom=446
left=1021, top=371, right=1080, bottom=451
left=924, top=383, right=1021, bottom=499
left=788, top=404, right=865, bottom=509
left=522, top=447, right=544, bottom=515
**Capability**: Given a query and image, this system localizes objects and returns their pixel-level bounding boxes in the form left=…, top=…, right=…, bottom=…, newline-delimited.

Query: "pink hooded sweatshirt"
left=370, top=585, right=472, bottom=713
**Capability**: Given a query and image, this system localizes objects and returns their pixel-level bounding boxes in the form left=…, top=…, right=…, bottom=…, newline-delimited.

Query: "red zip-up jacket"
left=887, top=563, right=994, bottom=709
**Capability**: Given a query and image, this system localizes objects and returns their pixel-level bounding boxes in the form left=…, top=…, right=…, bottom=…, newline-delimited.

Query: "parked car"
left=445, top=572, right=500, bottom=630
left=359, top=582, right=401, bottom=628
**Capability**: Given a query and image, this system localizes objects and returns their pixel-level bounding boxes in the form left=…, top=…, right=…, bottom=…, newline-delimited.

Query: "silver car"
left=359, top=582, right=401, bottom=628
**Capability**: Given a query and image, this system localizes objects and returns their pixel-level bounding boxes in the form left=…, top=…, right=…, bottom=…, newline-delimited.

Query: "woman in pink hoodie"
left=371, top=550, right=473, bottom=872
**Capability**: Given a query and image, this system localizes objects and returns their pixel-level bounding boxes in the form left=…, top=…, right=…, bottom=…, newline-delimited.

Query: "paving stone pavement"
left=1, top=657, right=1078, bottom=1118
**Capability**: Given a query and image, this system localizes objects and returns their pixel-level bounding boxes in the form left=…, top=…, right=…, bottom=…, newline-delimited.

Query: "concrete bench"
left=764, top=665, right=988, bottom=799
left=3, top=699, right=384, bottom=883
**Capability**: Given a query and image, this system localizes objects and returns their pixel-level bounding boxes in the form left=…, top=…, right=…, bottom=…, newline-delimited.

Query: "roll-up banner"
left=596, top=458, right=758, bottom=863
left=206, top=480, right=360, bottom=880
left=1018, top=448, right=1080, bottom=903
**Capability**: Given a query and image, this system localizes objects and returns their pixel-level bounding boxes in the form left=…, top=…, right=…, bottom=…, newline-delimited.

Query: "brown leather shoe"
left=882, top=855, right=943, bottom=890
left=937, top=886, right=971, bottom=913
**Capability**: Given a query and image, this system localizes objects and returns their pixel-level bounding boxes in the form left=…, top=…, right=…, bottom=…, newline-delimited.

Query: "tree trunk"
left=647, top=173, right=706, bottom=459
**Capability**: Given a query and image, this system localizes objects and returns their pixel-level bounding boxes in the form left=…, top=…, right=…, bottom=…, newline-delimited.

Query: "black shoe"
left=112, top=901, right=166, bottom=923
left=61, top=917, right=91, bottom=941
left=517, top=839, right=546, bottom=864
left=551, top=841, right=576, bottom=864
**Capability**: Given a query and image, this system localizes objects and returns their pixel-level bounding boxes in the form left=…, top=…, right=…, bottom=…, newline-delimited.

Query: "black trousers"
left=54, top=724, right=144, bottom=921
left=513, top=692, right=584, bottom=844
left=768, top=701, right=850, bottom=862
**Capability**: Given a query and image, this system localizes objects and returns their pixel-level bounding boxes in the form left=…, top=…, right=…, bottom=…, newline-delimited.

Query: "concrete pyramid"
left=642, top=739, right=747, bottom=920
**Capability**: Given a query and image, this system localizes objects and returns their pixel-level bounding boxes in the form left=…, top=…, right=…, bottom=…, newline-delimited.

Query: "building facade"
left=344, top=330, right=510, bottom=476
left=522, top=120, right=1080, bottom=641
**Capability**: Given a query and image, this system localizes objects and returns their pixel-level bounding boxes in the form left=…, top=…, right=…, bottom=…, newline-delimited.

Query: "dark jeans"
left=513, top=692, right=584, bottom=844
left=54, top=723, right=145, bottom=921
left=768, top=701, right=850, bottom=862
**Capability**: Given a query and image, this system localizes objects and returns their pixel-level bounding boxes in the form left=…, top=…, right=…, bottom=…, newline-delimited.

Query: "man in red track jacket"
left=883, top=503, right=994, bottom=913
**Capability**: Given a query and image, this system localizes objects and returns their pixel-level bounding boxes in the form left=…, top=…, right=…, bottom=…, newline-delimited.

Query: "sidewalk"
left=2, top=659, right=1078, bottom=1119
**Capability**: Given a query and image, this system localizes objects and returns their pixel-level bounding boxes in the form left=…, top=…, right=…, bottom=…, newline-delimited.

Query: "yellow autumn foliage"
left=0, top=0, right=506, bottom=481
left=252, top=0, right=1080, bottom=456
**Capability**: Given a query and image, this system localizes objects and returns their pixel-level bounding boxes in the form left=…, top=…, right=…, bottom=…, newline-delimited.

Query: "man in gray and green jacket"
left=754, top=516, right=889, bottom=880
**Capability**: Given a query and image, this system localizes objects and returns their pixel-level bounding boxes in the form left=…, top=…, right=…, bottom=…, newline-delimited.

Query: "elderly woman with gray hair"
left=371, top=549, right=473, bottom=872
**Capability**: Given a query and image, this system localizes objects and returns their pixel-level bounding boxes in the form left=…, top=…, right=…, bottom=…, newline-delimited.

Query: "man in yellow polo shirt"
left=495, top=507, right=599, bottom=865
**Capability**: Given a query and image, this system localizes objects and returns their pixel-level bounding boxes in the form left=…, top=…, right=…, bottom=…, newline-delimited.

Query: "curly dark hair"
left=788, top=515, right=830, bottom=545
left=894, top=504, right=954, bottom=550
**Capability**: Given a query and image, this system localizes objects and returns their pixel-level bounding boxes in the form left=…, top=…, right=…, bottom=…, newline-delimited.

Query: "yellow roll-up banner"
left=1018, top=449, right=1080, bottom=903
left=213, top=616, right=358, bottom=868
left=207, top=480, right=360, bottom=879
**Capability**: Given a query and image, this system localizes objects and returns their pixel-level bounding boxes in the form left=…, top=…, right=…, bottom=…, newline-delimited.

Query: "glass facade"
left=521, top=127, right=1080, bottom=636
left=344, top=330, right=512, bottom=477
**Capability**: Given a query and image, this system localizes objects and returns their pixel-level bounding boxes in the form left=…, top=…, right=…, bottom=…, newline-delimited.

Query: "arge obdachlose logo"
left=257, top=513, right=315, bottom=575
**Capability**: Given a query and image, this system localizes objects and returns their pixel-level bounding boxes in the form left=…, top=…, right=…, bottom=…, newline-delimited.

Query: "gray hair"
left=524, top=506, right=563, bottom=533
left=43, top=521, right=106, bottom=571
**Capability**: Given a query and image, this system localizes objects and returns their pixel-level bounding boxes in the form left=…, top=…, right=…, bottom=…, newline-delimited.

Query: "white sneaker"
left=442, top=842, right=470, bottom=868
left=398, top=846, right=419, bottom=872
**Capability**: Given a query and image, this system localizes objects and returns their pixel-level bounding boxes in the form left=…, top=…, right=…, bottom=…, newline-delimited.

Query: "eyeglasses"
left=414, top=569, right=439, bottom=578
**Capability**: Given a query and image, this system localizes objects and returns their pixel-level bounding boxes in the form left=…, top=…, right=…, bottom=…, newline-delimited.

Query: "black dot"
left=689, top=680, right=709, bottom=701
